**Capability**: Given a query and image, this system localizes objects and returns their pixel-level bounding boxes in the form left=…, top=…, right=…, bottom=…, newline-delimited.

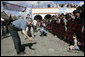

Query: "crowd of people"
left=58, top=3, right=80, bottom=8
left=45, top=4, right=84, bottom=51
left=47, top=3, right=81, bottom=8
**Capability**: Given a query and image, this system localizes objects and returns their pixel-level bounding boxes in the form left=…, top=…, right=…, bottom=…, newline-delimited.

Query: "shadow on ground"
left=22, top=42, right=37, bottom=51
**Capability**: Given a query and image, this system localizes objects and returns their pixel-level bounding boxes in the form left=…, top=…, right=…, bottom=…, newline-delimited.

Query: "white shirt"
left=63, top=18, right=67, bottom=23
left=33, top=20, right=37, bottom=26
left=74, top=39, right=78, bottom=45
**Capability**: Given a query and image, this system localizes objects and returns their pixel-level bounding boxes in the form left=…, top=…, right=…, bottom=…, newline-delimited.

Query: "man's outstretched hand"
left=28, top=37, right=33, bottom=43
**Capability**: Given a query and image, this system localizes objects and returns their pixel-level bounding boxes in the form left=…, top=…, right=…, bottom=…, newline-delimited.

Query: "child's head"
left=73, top=33, right=77, bottom=39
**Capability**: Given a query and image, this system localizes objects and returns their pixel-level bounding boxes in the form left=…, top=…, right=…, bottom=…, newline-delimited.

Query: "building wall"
left=32, top=8, right=59, bottom=14
left=66, top=8, right=76, bottom=13
left=32, top=8, right=76, bottom=19
left=32, top=14, right=57, bottom=19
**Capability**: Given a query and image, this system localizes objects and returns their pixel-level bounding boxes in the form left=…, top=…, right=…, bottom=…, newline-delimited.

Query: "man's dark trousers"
left=27, top=25, right=32, bottom=37
left=8, top=24, right=23, bottom=53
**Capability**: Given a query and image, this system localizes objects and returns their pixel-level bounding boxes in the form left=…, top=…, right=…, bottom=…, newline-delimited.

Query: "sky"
left=1, top=1, right=84, bottom=16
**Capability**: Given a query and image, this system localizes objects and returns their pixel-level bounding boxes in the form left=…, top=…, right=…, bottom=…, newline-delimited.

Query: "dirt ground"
left=1, top=31, right=84, bottom=56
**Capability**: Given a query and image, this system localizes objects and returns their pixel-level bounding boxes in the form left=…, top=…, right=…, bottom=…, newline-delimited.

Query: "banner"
left=3, top=2, right=26, bottom=12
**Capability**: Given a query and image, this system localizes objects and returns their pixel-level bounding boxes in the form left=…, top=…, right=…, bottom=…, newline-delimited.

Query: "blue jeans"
left=40, top=28, right=47, bottom=36
left=73, top=46, right=79, bottom=50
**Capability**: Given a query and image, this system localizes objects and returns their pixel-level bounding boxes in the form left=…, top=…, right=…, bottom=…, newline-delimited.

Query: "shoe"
left=44, top=33, right=47, bottom=36
left=17, top=51, right=26, bottom=55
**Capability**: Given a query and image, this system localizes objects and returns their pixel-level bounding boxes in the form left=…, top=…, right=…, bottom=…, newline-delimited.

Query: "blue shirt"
left=12, top=19, right=27, bottom=30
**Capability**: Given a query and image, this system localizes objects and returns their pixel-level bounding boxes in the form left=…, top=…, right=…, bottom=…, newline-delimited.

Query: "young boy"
left=69, top=34, right=79, bottom=51
left=40, top=21, right=47, bottom=36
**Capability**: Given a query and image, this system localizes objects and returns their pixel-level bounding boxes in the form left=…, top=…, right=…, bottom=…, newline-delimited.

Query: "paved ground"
left=1, top=31, right=84, bottom=56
